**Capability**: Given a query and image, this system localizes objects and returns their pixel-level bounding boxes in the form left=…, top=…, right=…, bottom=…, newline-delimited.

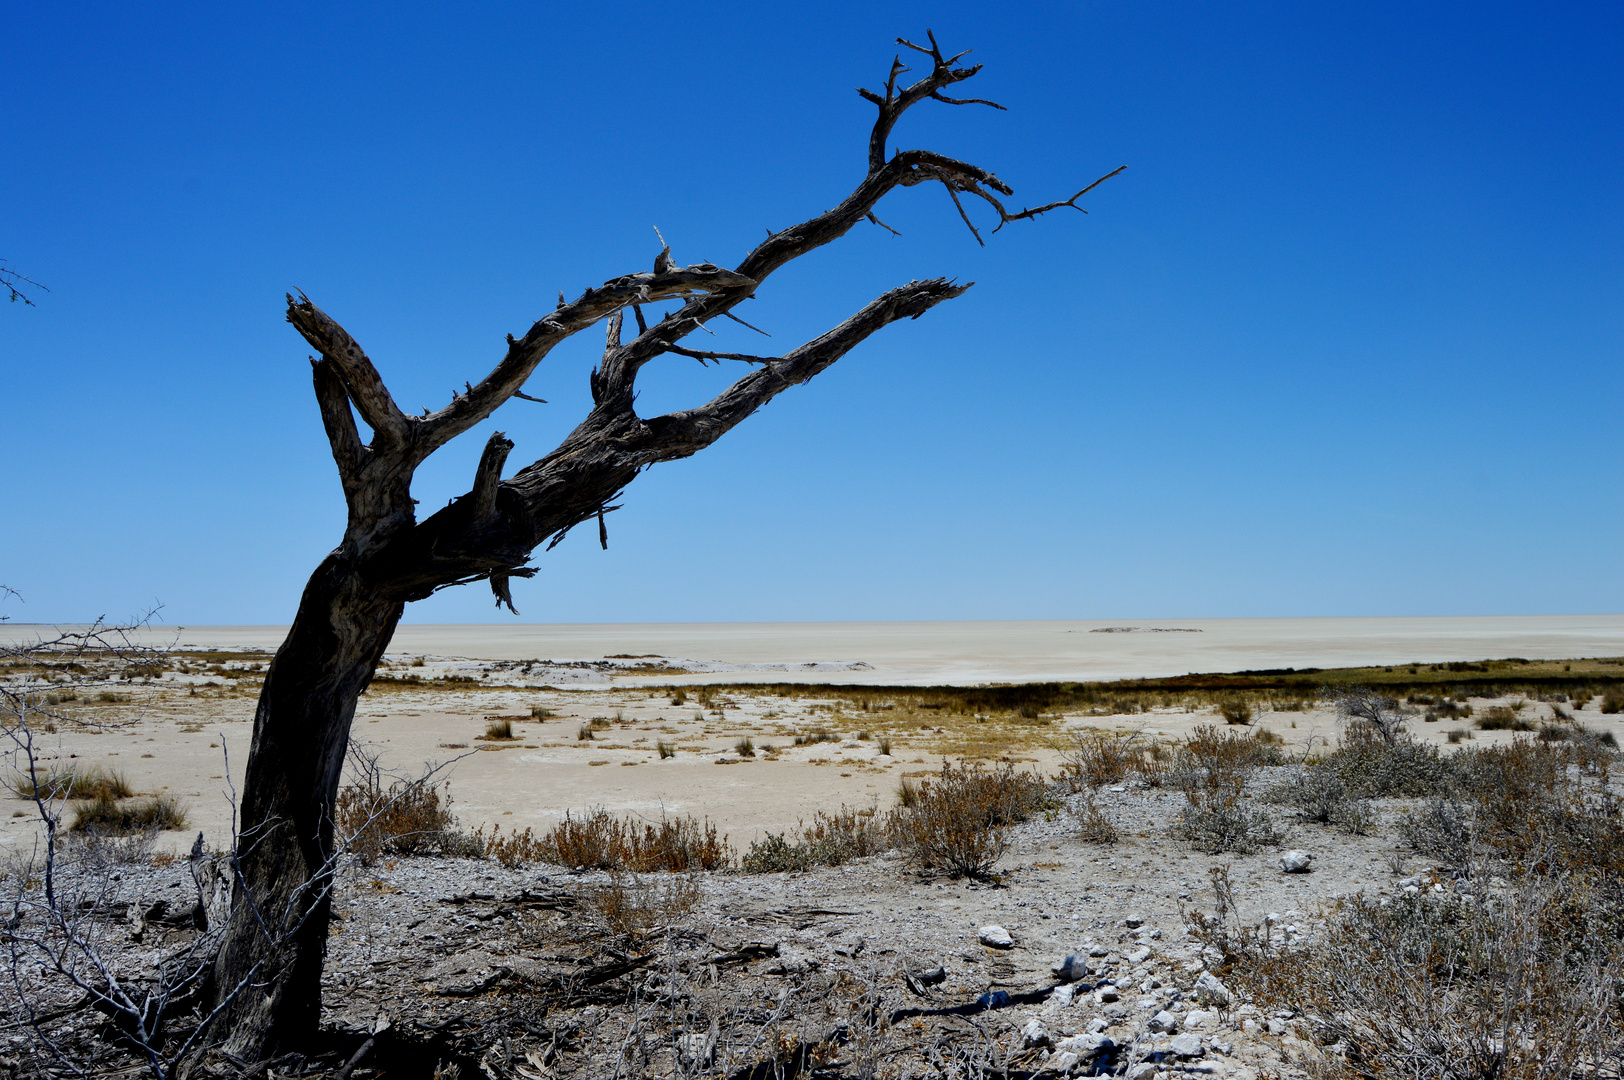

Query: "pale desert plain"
left=5, top=614, right=1623, bottom=856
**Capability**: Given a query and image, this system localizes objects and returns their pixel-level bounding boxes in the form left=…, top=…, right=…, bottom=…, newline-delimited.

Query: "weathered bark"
left=209, top=30, right=1119, bottom=1059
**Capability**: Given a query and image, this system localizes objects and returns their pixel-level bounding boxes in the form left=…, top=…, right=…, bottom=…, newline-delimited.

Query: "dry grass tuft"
left=11, top=766, right=132, bottom=802
left=70, top=794, right=187, bottom=834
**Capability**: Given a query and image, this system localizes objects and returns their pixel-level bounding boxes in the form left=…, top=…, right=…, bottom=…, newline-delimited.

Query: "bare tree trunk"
left=212, top=561, right=402, bottom=1056
left=207, top=30, right=1120, bottom=1060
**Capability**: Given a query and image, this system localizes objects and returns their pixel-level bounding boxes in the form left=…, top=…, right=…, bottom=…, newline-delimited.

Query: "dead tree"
left=210, top=31, right=1122, bottom=1059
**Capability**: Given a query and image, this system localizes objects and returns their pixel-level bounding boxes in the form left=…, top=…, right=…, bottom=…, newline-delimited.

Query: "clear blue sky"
left=3, top=1, right=1620, bottom=626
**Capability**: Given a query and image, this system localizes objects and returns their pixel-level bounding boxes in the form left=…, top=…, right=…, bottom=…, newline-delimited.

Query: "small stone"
left=1053, top=953, right=1092, bottom=982
left=1085, top=1017, right=1109, bottom=1034
left=1052, top=984, right=1078, bottom=1007
left=1136, top=996, right=1161, bottom=1009
left=1170, top=1033, right=1204, bottom=1057
left=979, top=924, right=1014, bottom=948
left=1094, top=986, right=1121, bottom=1003
left=1279, top=850, right=1313, bottom=873
left=1022, top=1018, right=1052, bottom=1048
left=1124, top=915, right=1146, bottom=928
left=1241, top=1018, right=1261, bottom=1035
left=1184, top=1009, right=1214, bottom=1029
left=1127, top=1063, right=1157, bottom=1080
left=1148, top=1009, right=1178, bottom=1033
left=1194, top=972, right=1232, bottom=1007
left=1088, top=944, right=1111, bottom=957
left=1266, top=1017, right=1289, bottom=1036
left=1127, top=946, right=1153, bottom=964
left=1050, top=1050, right=1081, bottom=1073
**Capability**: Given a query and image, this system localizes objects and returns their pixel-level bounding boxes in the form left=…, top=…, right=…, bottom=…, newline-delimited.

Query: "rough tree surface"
left=211, top=32, right=1120, bottom=1060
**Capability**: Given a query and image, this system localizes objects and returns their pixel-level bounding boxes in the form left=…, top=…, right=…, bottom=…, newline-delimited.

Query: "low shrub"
left=1320, top=721, right=1461, bottom=798
left=583, top=871, right=701, bottom=938
left=483, top=719, right=515, bottom=740
left=1060, top=731, right=1159, bottom=790
left=1072, top=794, right=1119, bottom=844
left=335, top=772, right=461, bottom=863
left=734, top=737, right=755, bottom=758
left=656, top=740, right=676, bottom=759
left=511, top=808, right=732, bottom=872
left=793, top=730, right=838, bottom=746
left=741, top=807, right=891, bottom=872
left=1172, top=789, right=1282, bottom=853
left=70, top=794, right=188, bottom=835
left=1601, top=690, right=1623, bottom=714
left=891, top=762, right=1051, bottom=879
left=1218, top=698, right=1253, bottom=725
left=1266, top=764, right=1377, bottom=834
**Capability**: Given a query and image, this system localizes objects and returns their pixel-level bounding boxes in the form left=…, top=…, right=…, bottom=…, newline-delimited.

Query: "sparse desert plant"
left=530, top=808, right=732, bottom=872
left=1166, top=724, right=1285, bottom=794
left=896, top=777, right=921, bottom=808
left=891, top=762, right=1051, bottom=879
left=578, top=723, right=595, bottom=740
left=1218, top=697, right=1253, bottom=725
left=1266, top=763, right=1377, bottom=834
left=1332, top=686, right=1410, bottom=745
left=69, top=793, right=188, bottom=835
left=670, top=690, right=687, bottom=706
left=529, top=704, right=554, bottom=719
left=741, top=806, right=893, bottom=872
left=583, top=871, right=701, bottom=937
left=1207, top=875, right=1622, bottom=1080
left=734, top=737, right=755, bottom=758
left=1172, top=789, right=1282, bottom=853
left=657, top=740, right=676, bottom=759
left=335, top=761, right=461, bottom=864
left=1601, top=689, right=1623, bottom=714
left=876, top=736, right=892, bottom=756
left=1072, top=794, right=1119, bottom=844
left=483, top=718, right=515, bottom=740
left=1060, top=730, right=1159, bottom=790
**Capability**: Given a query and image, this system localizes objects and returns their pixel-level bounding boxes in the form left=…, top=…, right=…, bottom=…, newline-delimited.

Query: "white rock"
left=1279, top=849, right=1313, bottom=873
left=1050, top=1050, right=1081, bottom=1073
left=676, top=1033, right=714, bottom=1068
left=1148, top=1009, right=1178, bottom=1033
left=1085, top=1017, right=1110, bottom=1034
left=1184, top=1009, right=1214, bottom=1029
left=1266, top=1017, right=1289, bottom=1036
left=1170, top=1033, right=1204, bottom=1057
left=1136, top=996, right=1161, bottom=1009
left=1094, top=986, right=1121, bottom=1003
left=1127, top=946, right=1153, bottom=964
left=1241, top=1018, right=1261, bottom=1035
left=1124, top=915, right=1146, bottom=928
left=1022, top=1018, right=1052, bottom=1048
left=1053, top=953, right=1092, bottom=982
left=1127, top=1065, right=1157, bottom=1080
left=1088, top=944, right=1111, bottom=957
left=1056, top=1033, right=1114, bottom=1054
left=1051, top=984, right=1078, bottom=1007
left=1194, top=971, right=1233, bottom=1007
left=979, top=924, right=1014, bottom=948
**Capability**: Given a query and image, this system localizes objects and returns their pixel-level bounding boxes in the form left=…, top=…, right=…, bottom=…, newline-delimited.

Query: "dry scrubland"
left=4, top=649, right=1624, bottom=1079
